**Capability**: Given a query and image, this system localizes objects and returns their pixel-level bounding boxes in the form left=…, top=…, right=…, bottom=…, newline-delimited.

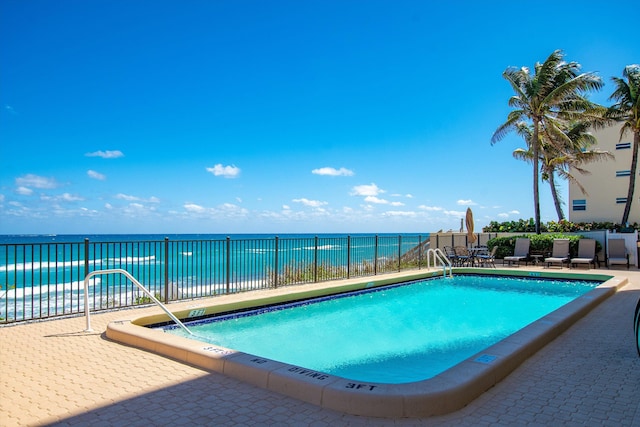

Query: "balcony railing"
left=0, top=234, right=429, bottom=324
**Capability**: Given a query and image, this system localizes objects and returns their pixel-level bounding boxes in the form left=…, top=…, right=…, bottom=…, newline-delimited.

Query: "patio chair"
left=443, top=246, right=459, bottom=266
left=570, top=239, right=599, bottom=269
left=545, top=239, right=570, bottom=268
left=607, top=239, right=630, bottom=269
left=503, top=238, right=530, bottom=267
left=476, top=246, right=497, bottom=268
left=453, top=246, right=472, bottom=267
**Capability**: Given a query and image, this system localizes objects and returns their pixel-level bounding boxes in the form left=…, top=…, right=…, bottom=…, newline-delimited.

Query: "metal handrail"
left=426, top=248, right=452, bottom=278
left=2, top=234, right=428, bottom=324
left=83, top=268, right=193, bottom=335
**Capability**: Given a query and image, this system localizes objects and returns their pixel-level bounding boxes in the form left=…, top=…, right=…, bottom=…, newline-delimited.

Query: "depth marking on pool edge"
left=202, top=346, right=234, bottom=355
left=346, top=382, right=378, bottom=391
left=474, top=354, right=498, bottom=364
left=188, top=308, right=206, bottom=317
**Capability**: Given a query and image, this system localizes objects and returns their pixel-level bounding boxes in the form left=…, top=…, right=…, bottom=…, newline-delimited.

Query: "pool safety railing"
left=426, top=248, right=452, bottom=278
left=83, top=269, right=193, bottom=335
left=1, top=234, right=429, bottom=324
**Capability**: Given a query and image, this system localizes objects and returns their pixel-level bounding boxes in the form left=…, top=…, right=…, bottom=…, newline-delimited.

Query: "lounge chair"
left=503, top=238, right=530, bottom=267
left=607, top=239, right=630, bottom=269
left=570, top=239, right=599, bottom=269
left=545, top=239, right=570, bottom=268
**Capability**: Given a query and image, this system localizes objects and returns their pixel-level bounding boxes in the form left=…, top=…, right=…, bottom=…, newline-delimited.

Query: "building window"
left=616, top=197, right=628, bottom=204
left=572, top=199, right=586, bottom=211
left=616, top=170, right=631, bottom=177
left=616, top=142, right=631, bottom=149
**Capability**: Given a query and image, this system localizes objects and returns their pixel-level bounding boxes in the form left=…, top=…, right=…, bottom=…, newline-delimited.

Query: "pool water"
left=162, top=275, right=599, bottom=383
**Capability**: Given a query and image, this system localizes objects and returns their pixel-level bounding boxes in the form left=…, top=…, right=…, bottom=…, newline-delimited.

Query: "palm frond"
left=491, top=112, right=524, bottom=143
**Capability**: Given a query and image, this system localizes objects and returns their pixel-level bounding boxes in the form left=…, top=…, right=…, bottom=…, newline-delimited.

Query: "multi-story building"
left=569, top=124, right=639, bottom=225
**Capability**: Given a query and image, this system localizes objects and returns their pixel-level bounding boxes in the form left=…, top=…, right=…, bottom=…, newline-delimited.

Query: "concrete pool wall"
left=106, top=269, right=627, bottom=418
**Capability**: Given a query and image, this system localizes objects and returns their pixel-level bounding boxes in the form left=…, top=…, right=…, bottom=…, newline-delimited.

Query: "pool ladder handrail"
left=426, top=248, right=453, bottom=278
left=83, top=268, right=193, bottom=335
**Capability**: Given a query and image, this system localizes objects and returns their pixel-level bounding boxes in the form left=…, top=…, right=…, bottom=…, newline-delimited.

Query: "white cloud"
left=293, top=198, right=328, bottom=208
left=498, top=210, right=520, bottom=218
left=418, top=205, right=443, bottom=211
left=312, top=167, right=354, bottom=177
left=457, top=199, right=477, bottom=206
left=118, top=202, right=158, bottom=218
left=85, top=150, right=124, bottom=159
left=351, top=183, right=384, bottom=197
left=0, top=194, right=4, bottom=202
left=383, top=211, right=416, bottom=217
left=282, top=204, right=291, bottom=210
left=184, top=203, right=206, bottom=213
left=40, top=193, right=84, bottom=202
left=364, top=196, right=388, bottom=204
left=15, top=174, right=58, bottom=189
left=5, top=105, right=17, bottom=114
left=179, top=202, right=249, bottom=219
left=78, top=207, right=100, bottom=217
left=59, top=193, right=84, bottom=202
left=16, top=186, right=33, bottom=196
left=115, top=193, right=140, bottom=201
left=87, top=170, right=106, bottom=180
left=206, top=164, right=241, bottom=178
left=112, top=194, right=159, bottom=204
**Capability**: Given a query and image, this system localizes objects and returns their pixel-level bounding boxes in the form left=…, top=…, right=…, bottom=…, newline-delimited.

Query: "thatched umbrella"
left=466, top=207, right=477, bottom=245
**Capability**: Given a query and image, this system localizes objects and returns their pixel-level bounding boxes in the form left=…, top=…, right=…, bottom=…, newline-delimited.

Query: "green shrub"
left=483, top=219, right=638, bottom=233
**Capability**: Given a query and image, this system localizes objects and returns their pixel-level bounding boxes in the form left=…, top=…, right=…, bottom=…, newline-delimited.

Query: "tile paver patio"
left=1, top=267, right=639, bottom=426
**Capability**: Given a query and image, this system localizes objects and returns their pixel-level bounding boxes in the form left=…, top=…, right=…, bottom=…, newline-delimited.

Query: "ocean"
left=0, top=233, right=430, bottom=323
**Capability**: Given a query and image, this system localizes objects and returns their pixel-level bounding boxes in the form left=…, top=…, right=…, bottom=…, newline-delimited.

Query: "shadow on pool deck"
left=1, top=268, right=640, bottom=426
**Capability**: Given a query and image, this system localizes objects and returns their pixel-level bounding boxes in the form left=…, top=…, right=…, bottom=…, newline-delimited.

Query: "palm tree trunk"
left=621, top=130, right=639, bottom=225
left=548, top=172, right=565, bottom=221
left=532, top=122, right=541, bottom=234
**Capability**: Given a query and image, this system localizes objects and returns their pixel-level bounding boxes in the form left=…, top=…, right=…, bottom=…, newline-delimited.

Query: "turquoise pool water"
left=162, top=275, right=599, bottom=383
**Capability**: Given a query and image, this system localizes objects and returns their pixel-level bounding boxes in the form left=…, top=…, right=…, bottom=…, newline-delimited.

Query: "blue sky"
left=1, top=0, right=638, bottom=235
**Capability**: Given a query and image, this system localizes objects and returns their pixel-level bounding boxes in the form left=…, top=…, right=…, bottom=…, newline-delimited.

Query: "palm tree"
left=492, top=50, right=604, bottom=233
left=607, top=65, right=640, bottom=225
left=512, top=121, right=612, bottom=221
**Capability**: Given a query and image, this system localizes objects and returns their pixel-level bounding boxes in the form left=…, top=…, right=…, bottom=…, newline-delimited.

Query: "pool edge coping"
left=105, top=269, right=627, bottom=418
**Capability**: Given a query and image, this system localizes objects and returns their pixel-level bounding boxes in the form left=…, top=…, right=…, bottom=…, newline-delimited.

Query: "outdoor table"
left=531, top=254, right=544, bottom=265
left=468, top=247, right=489, bottom=266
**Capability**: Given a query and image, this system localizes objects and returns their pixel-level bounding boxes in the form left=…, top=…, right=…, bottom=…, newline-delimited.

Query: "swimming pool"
left=161, top=275, right=600, bottom=383
left=106, top=270, right=625, bottom=418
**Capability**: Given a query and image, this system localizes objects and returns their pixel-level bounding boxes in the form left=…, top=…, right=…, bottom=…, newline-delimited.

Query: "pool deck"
left=2, top=266, right=640, bottom=426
